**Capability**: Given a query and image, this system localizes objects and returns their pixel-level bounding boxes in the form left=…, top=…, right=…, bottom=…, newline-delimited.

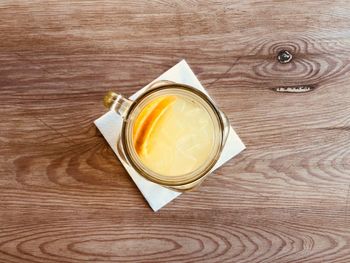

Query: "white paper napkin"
left=94, top=60, right=245, bottom=211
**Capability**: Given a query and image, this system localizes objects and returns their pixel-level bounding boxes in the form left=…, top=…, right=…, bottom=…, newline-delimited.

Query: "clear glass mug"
left=103, top=80, right=230, bottom=191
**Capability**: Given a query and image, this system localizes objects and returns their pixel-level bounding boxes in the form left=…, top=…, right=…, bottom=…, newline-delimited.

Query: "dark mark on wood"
left=277, top=50, right=293, bottom=64
left=271, top=85, right=315, bottom=93
left=34, top=116, right=78, bottom=146
left=207, top=57, right=241, bottom=88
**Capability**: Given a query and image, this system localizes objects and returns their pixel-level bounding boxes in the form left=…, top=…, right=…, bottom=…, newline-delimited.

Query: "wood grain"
left=1, top=0, right=350, bottom=262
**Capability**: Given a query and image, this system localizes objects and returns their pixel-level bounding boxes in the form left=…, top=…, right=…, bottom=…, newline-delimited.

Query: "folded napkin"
left=94, top=60, right=245, bottom=211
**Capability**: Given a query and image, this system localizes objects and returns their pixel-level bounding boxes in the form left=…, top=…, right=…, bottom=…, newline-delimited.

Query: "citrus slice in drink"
left=132, top=95, right=176, bottom=156
left=133, top=94, right=216, bottom=177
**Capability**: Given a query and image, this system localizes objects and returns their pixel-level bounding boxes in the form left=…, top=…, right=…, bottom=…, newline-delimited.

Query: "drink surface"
left=132, top=94, right=215, bottom=176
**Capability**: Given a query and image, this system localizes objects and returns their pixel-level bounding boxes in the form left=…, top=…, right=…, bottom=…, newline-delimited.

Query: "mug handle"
left=103, top=91, right=132, bottom=119
left=103, top=80, right=174, bottom=118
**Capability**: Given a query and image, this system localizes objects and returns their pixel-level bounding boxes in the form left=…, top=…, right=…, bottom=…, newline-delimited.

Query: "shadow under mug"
left=103, top=80, right=230, bottom=191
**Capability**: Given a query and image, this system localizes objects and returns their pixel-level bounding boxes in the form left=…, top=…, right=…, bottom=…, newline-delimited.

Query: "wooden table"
left=1, top=1, right=350, bottom=262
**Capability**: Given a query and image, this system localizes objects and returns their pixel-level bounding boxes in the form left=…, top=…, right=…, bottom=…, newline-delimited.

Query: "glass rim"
left=120, top=83, right=226, bottom=187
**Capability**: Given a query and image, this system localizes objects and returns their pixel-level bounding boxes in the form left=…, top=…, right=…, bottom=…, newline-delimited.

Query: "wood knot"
left=277, top=50, right=293, bottom=64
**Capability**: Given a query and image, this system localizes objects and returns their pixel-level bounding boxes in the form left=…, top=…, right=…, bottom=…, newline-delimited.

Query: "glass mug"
left=103, top=80, right=230, bottom=191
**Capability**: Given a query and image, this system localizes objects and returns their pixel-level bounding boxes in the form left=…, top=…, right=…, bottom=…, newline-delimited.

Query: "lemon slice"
left=133, top=95, right=176, bottom=156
